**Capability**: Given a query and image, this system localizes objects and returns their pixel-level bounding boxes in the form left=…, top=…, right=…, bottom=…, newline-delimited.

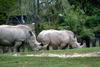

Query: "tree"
left=0, top=0, right=16, bottom=24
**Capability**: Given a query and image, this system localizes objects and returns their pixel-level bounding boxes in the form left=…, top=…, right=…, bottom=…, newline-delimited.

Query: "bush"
left=85, top=16, right=100, bottom=28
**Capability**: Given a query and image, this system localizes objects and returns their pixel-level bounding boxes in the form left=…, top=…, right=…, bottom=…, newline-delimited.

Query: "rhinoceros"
left=37, top=29, right=85, bottom=50
left=0, top=25, right=41, bottom=53
left=16, top=25, right=42, bottom=51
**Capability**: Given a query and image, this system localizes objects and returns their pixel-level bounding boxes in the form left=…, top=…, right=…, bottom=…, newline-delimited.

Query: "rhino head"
left=28, top=31, right=42, bottom=51
left=28, top=37, right=42, bottom=50
left=70, top=36, right=86, bottom=48
left=76, top=42, right=86, bottom=48
left=70, top=42, right=86, bottom=48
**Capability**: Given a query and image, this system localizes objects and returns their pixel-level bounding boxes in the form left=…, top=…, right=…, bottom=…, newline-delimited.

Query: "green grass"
left=46, top=47, right=100, bottom=54
left=0, top=47, right=100, bottom=67
left=13, top=47, right=100, bottom=55
left=0, top=56, right=100, bottom=67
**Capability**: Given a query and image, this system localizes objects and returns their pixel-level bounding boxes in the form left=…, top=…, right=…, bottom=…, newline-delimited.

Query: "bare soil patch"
left=12, top=51, right=100, bottom=58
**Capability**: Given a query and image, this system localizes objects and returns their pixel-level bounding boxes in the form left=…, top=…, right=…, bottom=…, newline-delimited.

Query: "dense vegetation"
left=0, top=0, right=100, bottom=46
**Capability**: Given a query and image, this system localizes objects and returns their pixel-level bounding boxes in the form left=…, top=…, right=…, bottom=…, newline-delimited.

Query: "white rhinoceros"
left=0, top=25, right=41, bottom=52
left=37, top=29, right=85, bottom=50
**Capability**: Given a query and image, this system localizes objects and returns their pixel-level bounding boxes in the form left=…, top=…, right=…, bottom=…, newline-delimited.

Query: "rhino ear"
left=29, top=31, right=33, bottom=36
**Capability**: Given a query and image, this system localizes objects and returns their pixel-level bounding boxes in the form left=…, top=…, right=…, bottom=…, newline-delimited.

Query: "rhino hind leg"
left=68, top=45, right=73, bottom=49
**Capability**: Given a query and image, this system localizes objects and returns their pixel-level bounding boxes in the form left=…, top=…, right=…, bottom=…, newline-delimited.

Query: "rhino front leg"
left=13, top=41, right=22, bottom=52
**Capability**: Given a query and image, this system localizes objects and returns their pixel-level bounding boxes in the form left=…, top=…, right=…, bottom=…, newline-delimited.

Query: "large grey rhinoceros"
left=0, top=25, right=41, bottom=52
left=37, top=29, right=85, bottom=50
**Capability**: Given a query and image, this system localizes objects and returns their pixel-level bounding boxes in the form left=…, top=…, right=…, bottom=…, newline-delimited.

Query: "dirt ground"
left=12, top=51, right=100, bottom=58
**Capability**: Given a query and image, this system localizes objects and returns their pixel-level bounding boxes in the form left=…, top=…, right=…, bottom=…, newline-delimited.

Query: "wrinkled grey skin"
left=37, top=29, right=85, bottom=50
left=16, top=25, right=41, bottom=51
left=0, top=25, right=41, bottom=53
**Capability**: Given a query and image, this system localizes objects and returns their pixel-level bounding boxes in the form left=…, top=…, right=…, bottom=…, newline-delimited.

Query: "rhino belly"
left=0, top=39, right=12, bottom=46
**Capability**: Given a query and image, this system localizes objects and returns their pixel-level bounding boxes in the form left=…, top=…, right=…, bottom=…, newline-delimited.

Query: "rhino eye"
left=29, top=31, right=33, bottom=36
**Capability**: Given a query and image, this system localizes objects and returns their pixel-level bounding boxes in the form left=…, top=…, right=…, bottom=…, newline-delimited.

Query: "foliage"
left=85, top=16, right=100, bottom=28
left=94, top=25, right=100, bottom=32
left=38, top=0, right=100, bottom=39
left=0, top=0, right=16, bottom=24
left=0, top=0, right=100, bottom=38
left=38, top=22, right=60, bottom=32
left=83, top=15, right=100, bottom=37
left=79, top=27, right=95, bottom=38
left=68, top=0, right=100, bottom=16
left=0, top=0, right=16, bottom=12
left=64, top=6, right=86, bottom=32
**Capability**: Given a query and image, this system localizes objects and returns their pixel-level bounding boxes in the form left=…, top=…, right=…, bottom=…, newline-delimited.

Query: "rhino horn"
left=79, top=43, right=86, bottom=48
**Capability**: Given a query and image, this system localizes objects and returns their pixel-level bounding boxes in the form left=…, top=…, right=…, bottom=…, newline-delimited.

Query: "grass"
left=0, top=56, right=100, bottom=67
left=42, top=47, right=100, bottom=54
left=0, top=47, right=100, bottom=67
left=11, top=47, right=100, bottom=55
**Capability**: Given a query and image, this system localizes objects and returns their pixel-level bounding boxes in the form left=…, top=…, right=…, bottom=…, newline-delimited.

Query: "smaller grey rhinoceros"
left=37, top=29, right=85, bottom=50
left=0, top=25, right=41, bottom=52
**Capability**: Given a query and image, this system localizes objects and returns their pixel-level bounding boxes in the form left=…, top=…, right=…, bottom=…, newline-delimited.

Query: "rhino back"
left=48, top=30, right=70, bottom=45
left=37, top=30, right=70, bottom=45
left=0, top=27, right=26, bottom=45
